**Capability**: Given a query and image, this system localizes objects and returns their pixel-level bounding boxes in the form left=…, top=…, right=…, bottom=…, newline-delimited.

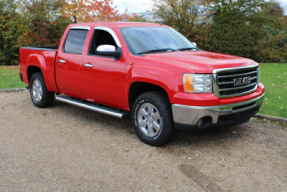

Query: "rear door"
left=56, top=27, right=89, bottom=98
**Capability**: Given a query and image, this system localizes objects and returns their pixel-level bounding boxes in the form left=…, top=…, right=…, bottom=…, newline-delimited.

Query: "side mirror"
left=191, top=42, right=197, bottom=47
left=96, top=45, right=121, bottom=59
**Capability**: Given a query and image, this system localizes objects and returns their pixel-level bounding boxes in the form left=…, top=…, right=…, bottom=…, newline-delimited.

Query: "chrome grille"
left=213, top=65, right=259, bottom=98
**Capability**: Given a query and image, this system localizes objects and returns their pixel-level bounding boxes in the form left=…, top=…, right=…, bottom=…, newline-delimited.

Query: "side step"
left=55, top=95, right=129, bottom=119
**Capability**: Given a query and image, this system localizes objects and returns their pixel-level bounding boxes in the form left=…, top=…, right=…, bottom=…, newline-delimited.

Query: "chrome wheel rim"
left=32, top=78, right=43, bottom=102
left=137, top=103, right=162, bottom=137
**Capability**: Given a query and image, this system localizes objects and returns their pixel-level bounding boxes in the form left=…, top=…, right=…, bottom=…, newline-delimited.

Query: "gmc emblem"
left=233, top=76, right=251, bottom=86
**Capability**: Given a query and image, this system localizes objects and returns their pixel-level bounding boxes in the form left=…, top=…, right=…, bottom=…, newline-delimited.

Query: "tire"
left=30, top=72, right=54, bottom=108
left=132, top=91, right=175, bottom=146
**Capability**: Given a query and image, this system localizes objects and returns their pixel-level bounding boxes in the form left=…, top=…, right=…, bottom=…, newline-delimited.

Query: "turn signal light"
left=183, top=74, right=194, bottom=93
left=183, top=74, right=213, bottom=93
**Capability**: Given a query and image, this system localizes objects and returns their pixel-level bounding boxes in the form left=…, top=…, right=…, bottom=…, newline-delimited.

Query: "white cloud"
left=113, top=0, right=153, bottom=14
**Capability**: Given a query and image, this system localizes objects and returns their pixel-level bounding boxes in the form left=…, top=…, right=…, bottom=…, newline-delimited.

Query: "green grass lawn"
left=0, top=66, right=26, bottom=89
left=259, top=63, right=287, bottom=118
left=0, top=64, right=286, bottom=118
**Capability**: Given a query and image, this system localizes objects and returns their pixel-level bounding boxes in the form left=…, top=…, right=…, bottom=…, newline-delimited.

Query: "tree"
left=206, top=0, right=266, bottom=59
left=0, top=0, right=19, bottom=65
left=0, top=0, right=71, bottom=65
left=61, top=0, right=137, bottom=23
left=149, top=0, right=211, bottom=41
left=148, top=0, right=287, bottom=62
left=18, top=0, right=71, bottom=46
left=128, top=14, right=147, bottom=22
left=256, top=1, right=287, bottom=62
left=0, top=0, right=139, bottom=65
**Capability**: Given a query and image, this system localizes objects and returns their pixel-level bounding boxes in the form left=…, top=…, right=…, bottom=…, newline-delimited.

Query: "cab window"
left=89, top=30, right=117, bottom=55
left=64, top=29, right=88, bottom=55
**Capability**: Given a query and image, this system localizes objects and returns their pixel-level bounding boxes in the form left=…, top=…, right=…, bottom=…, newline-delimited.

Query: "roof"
left=68, top=22, right=168, bottom=28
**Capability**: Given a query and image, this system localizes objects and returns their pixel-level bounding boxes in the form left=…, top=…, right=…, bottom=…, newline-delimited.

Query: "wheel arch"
left=128, top=81, right=171, bottom=111
left=27, top=65, right=43, bottom=84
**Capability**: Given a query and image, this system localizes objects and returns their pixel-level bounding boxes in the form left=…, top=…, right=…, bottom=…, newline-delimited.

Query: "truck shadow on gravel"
left=173, top=126, right=245, bottom=146
left=49, top=102, right=287, bottom=191
left=54, top=101, right=135, bottom=134
left=54, top=101, right=247, bottom=146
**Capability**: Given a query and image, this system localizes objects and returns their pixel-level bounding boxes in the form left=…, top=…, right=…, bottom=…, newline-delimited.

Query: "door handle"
left=83, top=64, right=94, bottom=68
left=58, top=60, right=66, bottom=63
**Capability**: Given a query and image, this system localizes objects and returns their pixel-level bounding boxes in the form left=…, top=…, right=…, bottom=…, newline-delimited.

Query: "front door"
left=82, top=27, right=126, bottom=109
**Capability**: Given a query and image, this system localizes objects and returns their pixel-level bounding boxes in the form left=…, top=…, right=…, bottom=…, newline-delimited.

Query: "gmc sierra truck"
left=19, top=22, right=265, bottom=146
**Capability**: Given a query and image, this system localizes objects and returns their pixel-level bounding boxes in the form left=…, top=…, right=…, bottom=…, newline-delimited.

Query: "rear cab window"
left=63, top=29, right=89, bottom=55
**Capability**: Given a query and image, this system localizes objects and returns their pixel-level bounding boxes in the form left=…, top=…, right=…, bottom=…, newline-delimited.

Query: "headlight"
left=183, top=74, right=213, bottom=93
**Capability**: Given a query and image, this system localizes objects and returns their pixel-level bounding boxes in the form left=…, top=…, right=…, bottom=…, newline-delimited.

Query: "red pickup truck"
left=19, top=22, right=265, bottom=146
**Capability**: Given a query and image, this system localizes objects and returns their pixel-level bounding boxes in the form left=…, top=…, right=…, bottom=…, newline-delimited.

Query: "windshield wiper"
left=138, top=48, right=177, bottom=55
left=177, top=47, right=199, bottom=51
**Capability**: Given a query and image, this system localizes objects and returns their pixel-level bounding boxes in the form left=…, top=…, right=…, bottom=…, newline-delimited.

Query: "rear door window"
left=63, top=29, right=88, bottom=54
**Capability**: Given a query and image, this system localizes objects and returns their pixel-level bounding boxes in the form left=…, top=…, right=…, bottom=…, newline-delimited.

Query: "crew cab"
left=19, top=22, right=265, bottom=146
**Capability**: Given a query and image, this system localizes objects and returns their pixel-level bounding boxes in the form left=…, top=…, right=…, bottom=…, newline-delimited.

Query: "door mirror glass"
left=191, top=42, right=197, bottom=47
left=96, top=45, right=116, bottom=52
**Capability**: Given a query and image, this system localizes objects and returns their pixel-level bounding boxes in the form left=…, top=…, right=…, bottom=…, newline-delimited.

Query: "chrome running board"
left=55, top=95, right=129, bottom=119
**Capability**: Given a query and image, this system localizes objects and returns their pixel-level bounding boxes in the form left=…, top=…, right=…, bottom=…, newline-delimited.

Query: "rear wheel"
left=30, top=72, right=54, bottom=108
left=132, top=91, right=175, bottom=146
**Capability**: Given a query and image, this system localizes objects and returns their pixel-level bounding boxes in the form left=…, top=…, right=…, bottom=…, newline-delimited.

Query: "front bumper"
left=172, top=93, right=265, bottom=130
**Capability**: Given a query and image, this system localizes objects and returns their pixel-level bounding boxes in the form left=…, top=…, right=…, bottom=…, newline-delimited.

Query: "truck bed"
left=19, top=46, right=59, bottom=92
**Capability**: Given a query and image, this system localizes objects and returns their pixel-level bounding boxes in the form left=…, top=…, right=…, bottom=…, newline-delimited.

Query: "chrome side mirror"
left=96, top=45, right=116, bottom=52
left=95, top=44, right=121, bottom=59
left=191, top=42, right=197, bottom=47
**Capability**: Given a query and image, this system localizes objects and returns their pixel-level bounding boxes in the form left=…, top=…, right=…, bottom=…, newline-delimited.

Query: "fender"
left=26, top=54, right=47, bottom=82
left=125, top=65, right=180, bottom=110
left=26, top=53, right=59, bottom=92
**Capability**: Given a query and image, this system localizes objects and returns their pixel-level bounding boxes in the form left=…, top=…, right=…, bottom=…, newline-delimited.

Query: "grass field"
left=0, top=66, right=26, bottom=89
left=259, top=63, right=287, bottom=118
left=0, top=64, right=286, bottom=118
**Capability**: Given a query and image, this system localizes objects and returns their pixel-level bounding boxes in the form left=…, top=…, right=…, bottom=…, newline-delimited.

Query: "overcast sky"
left=113, top=0, right=287, bottom=14
left=113, top=0, right=153, bottom=14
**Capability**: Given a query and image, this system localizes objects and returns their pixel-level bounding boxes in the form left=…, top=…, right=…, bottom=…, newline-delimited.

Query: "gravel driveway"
left=0, top=91, right=286, bottom=191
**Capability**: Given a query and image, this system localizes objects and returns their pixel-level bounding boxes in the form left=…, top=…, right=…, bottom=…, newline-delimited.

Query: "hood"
left=143, top=51, right=256, bottom=73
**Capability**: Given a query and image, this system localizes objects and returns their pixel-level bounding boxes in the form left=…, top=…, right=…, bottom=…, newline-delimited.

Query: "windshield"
left=119, top=27, right=196, bottom=55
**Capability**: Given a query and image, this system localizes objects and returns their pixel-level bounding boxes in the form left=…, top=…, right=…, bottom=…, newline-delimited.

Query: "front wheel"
left=132, top=91, right=175, bottom=146
left=30, top=72, right=54, bottom=108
